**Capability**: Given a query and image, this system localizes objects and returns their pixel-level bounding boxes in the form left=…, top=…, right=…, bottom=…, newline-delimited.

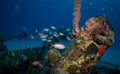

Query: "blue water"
left=0, top=0, right=120, bottom=65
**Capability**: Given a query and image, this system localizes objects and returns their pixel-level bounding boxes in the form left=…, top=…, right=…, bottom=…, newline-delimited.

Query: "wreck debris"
left=45, top=0, right=115, bottom=74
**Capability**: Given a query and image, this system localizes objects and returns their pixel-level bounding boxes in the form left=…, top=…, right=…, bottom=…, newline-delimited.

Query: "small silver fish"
left=38, top=32, right=42, bottom=36
left=41, top=38, right=47, bottom=41
left=30, top=34, right=35, bottom=39
left=50, top=26, right=56, bottom=30
left=66, top=36, right=72, bottom=41
left=66, top=28, right=71, bottom=31
left=48, top=36, right=53, bottom=39
left=59, top=32, right=64, bottom=36
left=47, top=39, right=52, bottom=42
left=35, top=29, right=38, bottom=33
left=53, top=32, right=59, bottom=37
left=43, top=28, right=50, bottom=32
left=52, top=43, right=65, bottom=49
left=40, top=35, right=48, bottom=38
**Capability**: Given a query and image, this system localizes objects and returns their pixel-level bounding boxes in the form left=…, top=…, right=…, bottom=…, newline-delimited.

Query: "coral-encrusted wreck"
left=45, top=0, right=115, bottom=74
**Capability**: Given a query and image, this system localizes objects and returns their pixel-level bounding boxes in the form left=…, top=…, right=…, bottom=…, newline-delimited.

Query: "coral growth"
left=45, top=0, right=115, bottom=73
left=72, top=0, right=81, bottom=36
